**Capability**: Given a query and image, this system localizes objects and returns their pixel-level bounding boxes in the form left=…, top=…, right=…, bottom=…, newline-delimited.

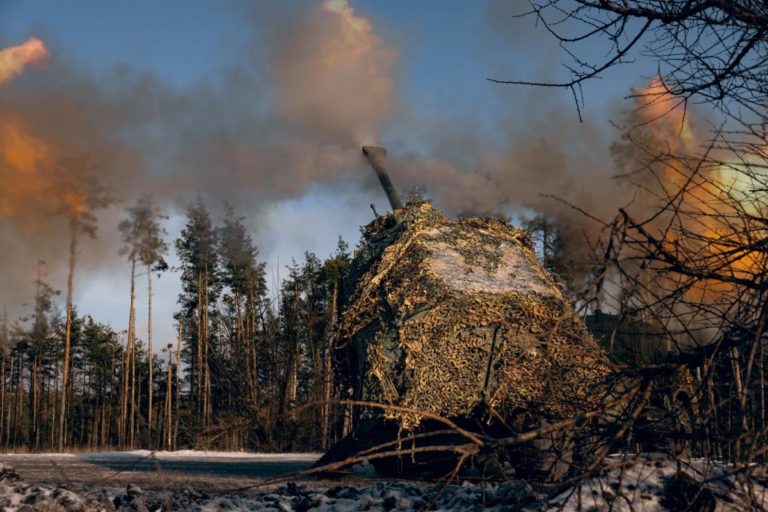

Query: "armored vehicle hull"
left=321, top=202, right=613, bottom=480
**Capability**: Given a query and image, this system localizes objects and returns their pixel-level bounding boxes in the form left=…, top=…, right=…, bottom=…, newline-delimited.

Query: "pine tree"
left=118, top=206, right=139, bottom=447
left=28, top=262, right=58, bottom=449
left=119, top=195, right=168, bottom=447
left=76, top=317, right=120, bottom=449
left=56, top=162, right=111, bottom=452
left=217, top=206, right=267, bottom=417
left=320, top=238, right=350, bottom=449
left=274, top=250, right=339, bottom=449
left=175, top=196, right=220, bottom=432
left=521, top=214, right=577, bottom=294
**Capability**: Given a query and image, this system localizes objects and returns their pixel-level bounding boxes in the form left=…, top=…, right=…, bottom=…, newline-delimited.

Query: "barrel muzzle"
left=362, top=146, right=404, bottom=212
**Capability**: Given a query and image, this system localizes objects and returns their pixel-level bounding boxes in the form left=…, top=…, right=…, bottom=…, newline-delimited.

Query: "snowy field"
left=1, top=451, right=767, bottom=510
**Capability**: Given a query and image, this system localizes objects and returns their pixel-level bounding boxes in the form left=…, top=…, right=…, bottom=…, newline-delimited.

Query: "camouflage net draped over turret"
left=338, top=202, right=612, bottom=429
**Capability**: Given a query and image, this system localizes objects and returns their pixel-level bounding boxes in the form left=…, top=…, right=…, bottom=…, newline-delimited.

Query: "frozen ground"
left=1, top=451, right=767, bottom=510
left=545, top=453, right=768, bottom=511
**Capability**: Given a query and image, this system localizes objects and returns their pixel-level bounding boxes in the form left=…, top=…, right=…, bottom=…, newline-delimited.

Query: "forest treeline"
left=2, top=189, right=765, bottom=463
left=0, top=196, right=353, bottom=452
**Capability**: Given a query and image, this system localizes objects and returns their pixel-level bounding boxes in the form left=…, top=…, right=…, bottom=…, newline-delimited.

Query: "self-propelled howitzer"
left=319, top=147, right=614, bottom=480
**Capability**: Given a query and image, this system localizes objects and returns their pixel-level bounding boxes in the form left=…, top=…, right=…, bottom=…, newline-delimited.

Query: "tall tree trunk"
left=165, top=347, right=173, bottom=450
left=251, top=291, right=261, bottom=403
left=118, top=349, right=123, bottom=445
left=246, top=286, right=257, bottom=403
left=0, top=352, right=5, bottom=445
left=196, top=273, right=203, bottom=423
left=35, top=357, right=42, bottom=449
left=120, top=258, right=136, bottom=447
left=5, top=353, right=13, bottom=448
left=41, top=372, right=48, bottom=449
left=321, top=281, right=338, bottom=450
left=120, top=257, right=136, bottom=447
left=14, top=355, right=22, bottom=448
left=58, top=220, right=78, bottom=451
left=147, top=265, right=153, bottom=448
left=79, top=363, right=87, bottom=447
left=174, top=318, right=182, bottom=450
left=107, top=349, right=117, bottom=447
left=51, top=357, right=59, bottom=448
left=29, top=355, right=38, bottom=450
left=730, top=347, right=749, bottom=445
left=128, top=258, right=137, bottom=448
left=282, top=281, right=300, bottom=423
left=202, top=267, right=211, bottom=428
left=131, top=344, right=141, bottom=447
left=760, top=341, right=765, bottom=430
left=285, top=347, right=299, bottom=422
left=119, top=339, right=127, bottom=446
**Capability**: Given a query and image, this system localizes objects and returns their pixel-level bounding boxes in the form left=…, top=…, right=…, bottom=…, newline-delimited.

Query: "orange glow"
left=0, top=117, right=50, bottom=217
left=631, top=79, right=761, bottom=301
left=0, top=115, right=89, bottom=223
left=632, top=78, right=697, bottom=191
left=633, top=79, right=694, bottom=145
left=0, top=38, right=48, bottom=86
left=0, top=118, right=48, bottom=170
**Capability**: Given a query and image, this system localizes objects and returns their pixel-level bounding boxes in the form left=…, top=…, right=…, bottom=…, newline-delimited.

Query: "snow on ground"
left=544, top=453, right=768, bottom=511
left=0, top=462, right=532, bottom=511
left=2, top=452, right=768, bottom=510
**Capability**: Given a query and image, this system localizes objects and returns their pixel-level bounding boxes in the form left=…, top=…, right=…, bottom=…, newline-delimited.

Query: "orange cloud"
left=0, top=116, right=51, bottom=218
left=0, top=38, right=48, bottom=87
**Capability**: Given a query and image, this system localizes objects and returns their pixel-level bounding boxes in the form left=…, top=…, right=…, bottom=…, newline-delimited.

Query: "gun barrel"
left=362, top=146, right=404, bottom=211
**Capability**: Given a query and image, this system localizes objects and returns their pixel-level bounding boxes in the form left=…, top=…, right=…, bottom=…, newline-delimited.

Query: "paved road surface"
left=1, top=452, right=327, bottom=493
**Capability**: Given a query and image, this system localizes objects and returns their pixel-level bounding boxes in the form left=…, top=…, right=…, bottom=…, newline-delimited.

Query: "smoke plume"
left=0, top=2, right=399, bottom=314
left=0, top=3, right=723, bottom=323
left=272, top=0, right=396, bottom=145
left=0, top=38, right=48, bottom=86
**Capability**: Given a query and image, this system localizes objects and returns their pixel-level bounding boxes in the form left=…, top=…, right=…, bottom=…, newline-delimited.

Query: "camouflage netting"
left=338, top=201, right=612, bottom=429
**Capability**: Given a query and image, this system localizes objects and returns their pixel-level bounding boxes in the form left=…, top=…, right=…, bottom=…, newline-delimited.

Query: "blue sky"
left=0, top=0, right=664, bottom=349
left=1, top=1, right=650, bottom=121
left=1, top=1, right=252, bottom=86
